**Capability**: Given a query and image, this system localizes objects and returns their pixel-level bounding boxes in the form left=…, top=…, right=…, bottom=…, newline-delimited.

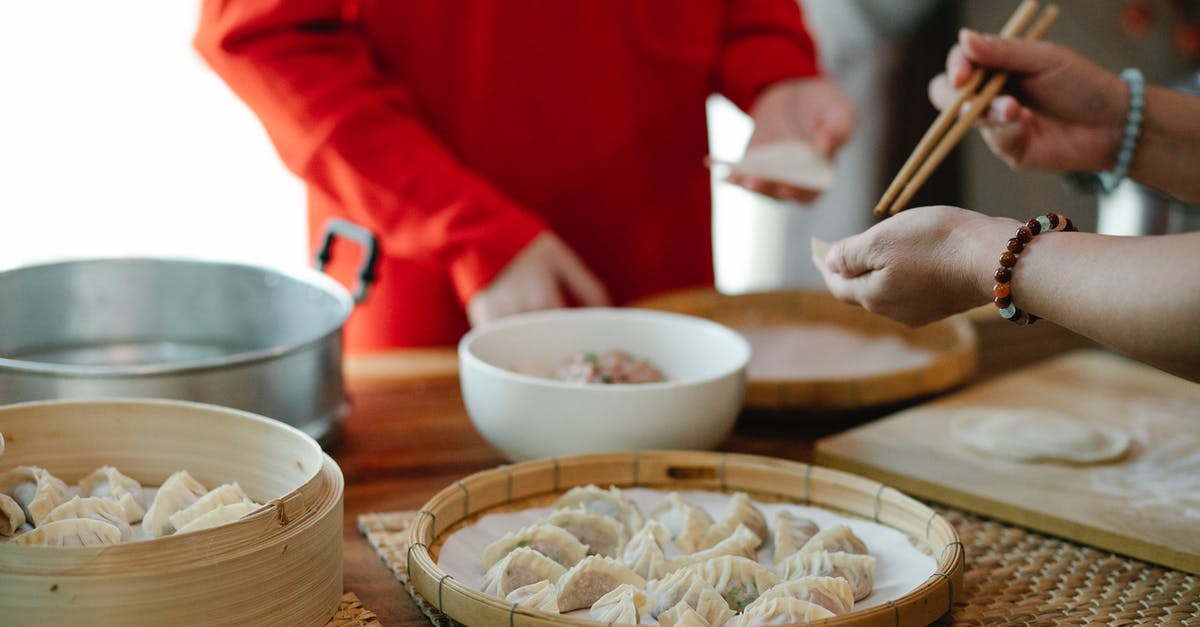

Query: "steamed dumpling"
left=553, top=485, right=643, bottom=533
left=775, top=551, right=876, bottom=601
left=750, top=576, right=854, bottom=615
left=504, top=580, right=560, bottom=613
left=727, top=596, right=836, bottom=626
left=0, top=466, right=69, bottom=526
left=175, top=501, right=260, bottom=534
left=77, top=465, right=147, bottom=524
left=699, top=492, right=767, bottom=549
left=0, top=493, right=26, bottom=536
left=481, top=523, right=589, bottom=570
left=621, top=520, right=671, bottom=580
left=680, top=555, right=780, bottom=612
left=588, top=583, right=649, bottom=625
left=649, top=492, right=714, bottom=554
left=42, top=496, right=135, bottom=543
left=555, top=555, right=646, bottom=612
left=657, top=601, right=713, bottom=627
left=142, top=470, right=208, bottom=537
left=771, top=510, right=819, bottom=564
left=798, top=524, right=868, bottom=556
left=480, top=546, right=568, bottom=597
left=645, top=569, right=735, bottom=626
left=668, top=523, right=760, bottom=571
left=168, top=483, right=253, bottom=533
left=544, top=507, right=628, bottom=557
left=11, top=517, right=122, bottom=547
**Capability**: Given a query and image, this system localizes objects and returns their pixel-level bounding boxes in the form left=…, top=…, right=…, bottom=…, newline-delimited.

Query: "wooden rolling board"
left=815, top=349, right=1200, bottom=575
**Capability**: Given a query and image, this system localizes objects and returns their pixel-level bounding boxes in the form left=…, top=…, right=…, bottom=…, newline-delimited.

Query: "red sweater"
left=195, top=0, right=820, bottom=352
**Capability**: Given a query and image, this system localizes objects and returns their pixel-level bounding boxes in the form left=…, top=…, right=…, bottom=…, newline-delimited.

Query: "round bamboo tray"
left=633, top=288, right=978, bottom=410
left=407, top=450, right=964, bottom=626
left=0, top=399, right=344, bottom=627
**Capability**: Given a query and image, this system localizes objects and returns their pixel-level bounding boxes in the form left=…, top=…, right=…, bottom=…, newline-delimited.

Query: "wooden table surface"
left=333, top=316, right=1098, bottom=626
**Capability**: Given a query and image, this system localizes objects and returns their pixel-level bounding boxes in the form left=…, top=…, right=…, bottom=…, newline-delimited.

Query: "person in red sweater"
left=194, top=0, right=854, bottom=353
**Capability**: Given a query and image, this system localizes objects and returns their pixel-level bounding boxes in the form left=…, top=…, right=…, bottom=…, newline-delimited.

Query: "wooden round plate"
left=632, top=289, right=978, bottom=410
left=406, top=450, right=964, bottom=626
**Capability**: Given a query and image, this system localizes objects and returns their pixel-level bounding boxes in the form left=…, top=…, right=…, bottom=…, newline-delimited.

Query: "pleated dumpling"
left=681, top=555, right=780, bottom=612
left=545, top=507, right=628, bottom=557
left=481, top=523, right=589, bottom=570
left=175, top=500, right=259, bottom=534
left=621, top=519, right=671, bottom=580
left=42, top=496, right=135, bottom=542
left=645, top=569, right=735, bottom=626
left=0, top=493, right=25, bottom=536
left=77, top=465, right=147, bottom=524
left=504, top=580, right=560, bottom=614
left=657, top=601, right=712, bottom=627
left=771, top=510, right=819, bottom=564
left=649, top=492, right=714, bottom=554
left=168, top=483, right=253, bottom=533
left=142, top=470, right=208, bottom=537
left=775, top=551, right=876, bottom=601
left=553, top=485, right=643, bottom=533
left=480, top=546, right=568, bottom=597
left=10, top=517, right=122, bottom=547
left=555, top=555, right=646, bottom=612
left=798, top=524, right=869, bottom=556
left=727, top=596, right=836, bottom=626
left=668, top=523, right=760, bottom=571
left=751, top=576, right=854, bottom=615
left=588, top=583, right=650, bottom=625
left=699, top=492, right=767, bottom=550
left=0, top=465, right=69, bottom=526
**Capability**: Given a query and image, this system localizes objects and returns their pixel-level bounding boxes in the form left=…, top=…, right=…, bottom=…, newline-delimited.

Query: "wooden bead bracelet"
left=994, top=212, right=1077, bottom=325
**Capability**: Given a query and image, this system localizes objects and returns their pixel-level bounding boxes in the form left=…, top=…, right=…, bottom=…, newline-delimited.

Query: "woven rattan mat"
left=358, top=507, right=1199, bottom=626
left=326, top=592, right=383, bottom=627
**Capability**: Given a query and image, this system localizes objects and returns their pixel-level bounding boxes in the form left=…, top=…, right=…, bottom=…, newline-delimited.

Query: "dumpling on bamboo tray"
left=436, top=485, right=937, bottom=624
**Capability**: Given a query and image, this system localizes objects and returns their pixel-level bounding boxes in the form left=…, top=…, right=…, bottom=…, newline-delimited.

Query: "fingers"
left=947, top=43, right=973, bottom=88
left=958, top=28, right=1057, bottom=75
left=556, top=254, right=611, bottom=307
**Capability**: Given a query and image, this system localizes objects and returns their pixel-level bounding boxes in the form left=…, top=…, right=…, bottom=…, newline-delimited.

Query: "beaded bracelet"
left=993, top=212, right=1078, bottom=326
left=1098, top=68, right=1145, bottom=193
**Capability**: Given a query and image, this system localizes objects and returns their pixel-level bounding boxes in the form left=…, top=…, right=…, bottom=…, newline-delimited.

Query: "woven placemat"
left=326, top=592, right=383, bottom=627
left=357, top=507, right=1199, bottom=626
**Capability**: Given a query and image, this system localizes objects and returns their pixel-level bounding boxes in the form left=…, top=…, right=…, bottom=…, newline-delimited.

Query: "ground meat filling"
left=552, top=351, right=667, bottom=384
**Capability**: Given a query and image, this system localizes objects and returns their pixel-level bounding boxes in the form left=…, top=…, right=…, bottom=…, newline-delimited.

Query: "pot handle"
left=315, top=217, right=378, bottom=304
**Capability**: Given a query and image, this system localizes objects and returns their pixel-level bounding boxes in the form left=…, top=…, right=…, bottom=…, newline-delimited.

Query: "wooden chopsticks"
left=873, top=0, right=1060, bottom=217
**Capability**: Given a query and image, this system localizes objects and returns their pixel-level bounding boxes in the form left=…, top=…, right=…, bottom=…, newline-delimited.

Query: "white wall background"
left=0, top=1, right=309, bottom=274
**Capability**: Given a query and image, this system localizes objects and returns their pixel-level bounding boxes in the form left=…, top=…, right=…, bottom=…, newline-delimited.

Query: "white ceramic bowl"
left=458, top=308, right=751, bottom=461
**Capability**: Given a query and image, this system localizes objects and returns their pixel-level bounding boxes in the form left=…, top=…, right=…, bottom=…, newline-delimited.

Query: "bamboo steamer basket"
left=0, top=398, right=344, bottom=627
left=408, top=450, right=964, bottom=626
left=633, top=289, right=978, bottom=410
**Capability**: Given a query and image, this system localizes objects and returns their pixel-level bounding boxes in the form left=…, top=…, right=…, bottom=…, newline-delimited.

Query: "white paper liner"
left=437, top=488, right=937, bottom=622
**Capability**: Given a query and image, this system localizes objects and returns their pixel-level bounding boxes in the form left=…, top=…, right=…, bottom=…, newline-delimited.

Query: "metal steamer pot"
left=0, top=258, right=354, bottom=446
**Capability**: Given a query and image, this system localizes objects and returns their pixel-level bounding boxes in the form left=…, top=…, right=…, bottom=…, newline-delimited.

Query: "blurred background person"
left=193, top=0, right=854, bottom=353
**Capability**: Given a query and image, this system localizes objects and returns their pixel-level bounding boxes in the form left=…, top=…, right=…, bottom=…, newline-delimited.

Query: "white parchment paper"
left=437, top=488, right=938, bottom=621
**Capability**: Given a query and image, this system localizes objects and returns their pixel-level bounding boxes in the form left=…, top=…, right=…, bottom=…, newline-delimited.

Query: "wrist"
left=956, top=215, right=1023, bottom=304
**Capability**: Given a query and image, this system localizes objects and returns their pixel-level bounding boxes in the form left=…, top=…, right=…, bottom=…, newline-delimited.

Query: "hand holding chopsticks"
left=873, top=0, right=1060, bottom=217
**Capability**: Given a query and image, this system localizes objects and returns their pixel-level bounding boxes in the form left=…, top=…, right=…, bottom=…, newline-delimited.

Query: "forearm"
left=1127, top=86, right=1200, bottom=205
left=967, top=220, right=1200, bottom=381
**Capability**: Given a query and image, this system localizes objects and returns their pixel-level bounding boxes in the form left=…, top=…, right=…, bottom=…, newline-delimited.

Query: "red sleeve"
left=717, top=0, right=824, bottom=112
left=193, top=0, right=546, bottom=305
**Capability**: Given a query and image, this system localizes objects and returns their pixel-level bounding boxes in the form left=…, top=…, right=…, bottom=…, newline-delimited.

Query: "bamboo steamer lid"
left=0, top=399, right=344, bottom=626
left=633, top=289, right=978, bottom=410
left=407, top=450, right=964, bottom=626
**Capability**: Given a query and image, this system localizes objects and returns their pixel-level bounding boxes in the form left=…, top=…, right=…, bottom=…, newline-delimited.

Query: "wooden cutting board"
left=815, top=350, right=1200, bottom=575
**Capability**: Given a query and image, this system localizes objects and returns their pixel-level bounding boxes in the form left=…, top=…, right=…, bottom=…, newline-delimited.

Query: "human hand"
left=466, top=232, right=611, bottom=327
left=815, top=205, right=1017, bottom=326
left=929, top=29, right=1127, bottom=173
left=728, top=76, right=855, bottom=201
